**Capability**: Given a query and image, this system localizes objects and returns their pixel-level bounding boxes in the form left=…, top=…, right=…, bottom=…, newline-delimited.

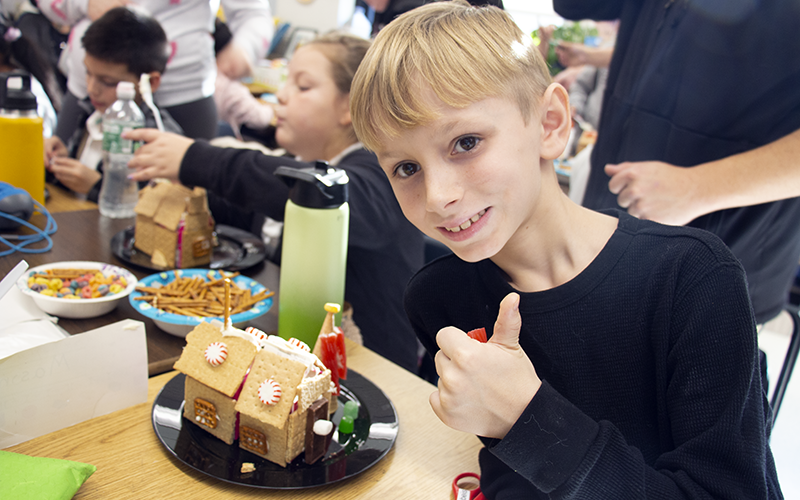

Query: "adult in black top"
left=406, top=210, right=781, bottom=498
left=554, top=0, right=800, bottom=324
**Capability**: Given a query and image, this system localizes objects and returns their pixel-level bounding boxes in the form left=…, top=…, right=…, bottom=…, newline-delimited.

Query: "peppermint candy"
left=258, top=379, right=282, bottom=405
left=204, top=342, right=228, bottom=366
left=288, top=337, right=310, bottom=352
left=245, top=326, right=268, bottom=342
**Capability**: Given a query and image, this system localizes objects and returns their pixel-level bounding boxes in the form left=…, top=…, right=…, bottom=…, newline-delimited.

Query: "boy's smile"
left=376, top=93, right=545, bottom=264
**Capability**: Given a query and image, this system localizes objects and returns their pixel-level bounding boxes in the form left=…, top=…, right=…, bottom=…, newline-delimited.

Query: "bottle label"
left=102, top=122, right=143, bottom=155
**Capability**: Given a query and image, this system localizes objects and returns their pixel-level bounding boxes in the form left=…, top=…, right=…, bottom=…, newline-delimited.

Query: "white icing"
left=261, top=335, right=318, bottom=367
left=211, top=318, right=261, bottom=349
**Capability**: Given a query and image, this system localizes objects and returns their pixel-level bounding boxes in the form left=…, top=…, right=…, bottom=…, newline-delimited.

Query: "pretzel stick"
left=223, top=278, right=231, bottom=327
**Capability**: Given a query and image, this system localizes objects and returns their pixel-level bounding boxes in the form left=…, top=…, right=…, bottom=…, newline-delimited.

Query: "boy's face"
left=375, top=90, right=550, bottom=263
left=84, top=54, right=139, bottom=113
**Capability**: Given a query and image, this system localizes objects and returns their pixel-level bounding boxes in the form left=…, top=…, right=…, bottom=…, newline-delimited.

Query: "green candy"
left=343, top=401, right=359, bottom=420
left=339, top=415, right=354, bottom=434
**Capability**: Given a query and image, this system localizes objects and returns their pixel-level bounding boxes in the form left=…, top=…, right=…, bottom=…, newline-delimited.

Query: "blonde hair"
left=351, top=0, right=551, bottom=152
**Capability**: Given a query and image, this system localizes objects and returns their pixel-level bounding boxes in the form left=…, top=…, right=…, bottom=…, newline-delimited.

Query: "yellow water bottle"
left=275, top=162, right=349, bottom=351
left=0, top=71, right=45, bottom=205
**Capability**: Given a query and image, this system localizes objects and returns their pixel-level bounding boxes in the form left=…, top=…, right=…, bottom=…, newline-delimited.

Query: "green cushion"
left=0, top=450, right=96, bottom=499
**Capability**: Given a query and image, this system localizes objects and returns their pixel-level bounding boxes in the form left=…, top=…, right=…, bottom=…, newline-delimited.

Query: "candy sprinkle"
left=27, top=268, right=128, bottom=301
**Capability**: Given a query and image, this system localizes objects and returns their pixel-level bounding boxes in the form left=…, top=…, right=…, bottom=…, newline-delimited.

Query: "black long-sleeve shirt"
left=181, top=142, right=425, bottom=372
left=406, top=210, right=782, bottom=498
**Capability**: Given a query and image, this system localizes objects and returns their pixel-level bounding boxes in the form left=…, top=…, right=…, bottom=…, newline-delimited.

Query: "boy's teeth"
left=446, top=210, right=486, bottom=232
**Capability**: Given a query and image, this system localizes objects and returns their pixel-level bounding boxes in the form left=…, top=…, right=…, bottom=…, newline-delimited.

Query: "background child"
left=43, top=6, right=181, bottom=202
left=125, top=32, right=426, bottom=375
left=350, top=1, right=781, bottom=498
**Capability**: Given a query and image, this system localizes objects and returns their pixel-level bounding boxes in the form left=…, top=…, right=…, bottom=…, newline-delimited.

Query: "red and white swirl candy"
left=287, top=337, right=310, bottom=352
left=204, top=342, right=228, bottom=366
left=245, top=326, right=269, bottom=343
left=258, top=379, right=282, bottom=405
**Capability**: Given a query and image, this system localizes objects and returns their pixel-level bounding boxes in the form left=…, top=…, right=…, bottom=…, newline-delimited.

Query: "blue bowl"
left=129, top=269, right=272, bottom=337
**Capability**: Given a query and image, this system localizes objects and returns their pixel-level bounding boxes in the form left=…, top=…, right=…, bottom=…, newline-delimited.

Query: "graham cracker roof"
left=173, top=322, right=258, bottom=397
left=234, top=348, right=307, bottom=430
left=135, top=182, right=209, bottom=231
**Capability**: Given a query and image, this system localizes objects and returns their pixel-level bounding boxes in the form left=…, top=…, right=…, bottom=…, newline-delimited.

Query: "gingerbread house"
left=173, top=321, right=335, bottom=467
left=133, top=182, right=215, bottom=268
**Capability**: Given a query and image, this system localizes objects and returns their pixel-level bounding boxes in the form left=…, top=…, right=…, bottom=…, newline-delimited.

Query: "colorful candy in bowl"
left=16, top=261, right=138, bottom=318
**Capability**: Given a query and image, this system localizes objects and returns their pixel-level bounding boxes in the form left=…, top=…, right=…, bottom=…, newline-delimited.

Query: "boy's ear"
left=538, top=83, right=571, bottom=161
left=147, top=72, right=162, bottom=93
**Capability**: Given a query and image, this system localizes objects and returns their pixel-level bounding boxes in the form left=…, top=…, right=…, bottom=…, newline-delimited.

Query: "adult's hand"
left=125, top=129, right=193, bottom=183
left=216, top=42, right=252, bottom=81
left=606, top=161, right=703, bottom=226
left=430, top=293, right=541, bottom=439
left=87, top=0, right=130, bottom=21
left=49, top=157, right=102, bottom=195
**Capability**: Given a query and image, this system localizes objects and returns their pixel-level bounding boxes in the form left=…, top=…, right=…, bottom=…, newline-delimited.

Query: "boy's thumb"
left=489, top=292, right=522, bottom=350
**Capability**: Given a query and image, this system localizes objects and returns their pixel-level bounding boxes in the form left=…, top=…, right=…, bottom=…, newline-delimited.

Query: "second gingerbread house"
left=134, top=182, right=215, bottom=268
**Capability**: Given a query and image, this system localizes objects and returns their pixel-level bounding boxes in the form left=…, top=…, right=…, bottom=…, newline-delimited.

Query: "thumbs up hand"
left=430, top=292, right=541, bottom=439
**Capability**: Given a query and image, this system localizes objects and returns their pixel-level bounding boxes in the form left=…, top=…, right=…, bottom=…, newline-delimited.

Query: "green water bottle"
left=275, top=162, right=349, bottom=350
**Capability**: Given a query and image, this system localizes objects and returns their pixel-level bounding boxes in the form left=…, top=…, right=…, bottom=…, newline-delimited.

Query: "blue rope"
left=0, top=200, right=58, bottom=257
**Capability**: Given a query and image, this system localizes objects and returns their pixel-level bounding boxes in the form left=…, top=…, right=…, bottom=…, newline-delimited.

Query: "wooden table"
left=0, top=207, right=280, bottom=376
left=5, top=340, right=483, bottom=499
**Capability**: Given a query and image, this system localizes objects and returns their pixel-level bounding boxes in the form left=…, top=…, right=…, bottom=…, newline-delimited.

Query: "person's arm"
left=606, top=128, right=800, bottom=225
left=178, top=140, right=292, bottom=220
left=556, top=43, right=614, bottom=69
left=217, top=0, right=274, bottom=79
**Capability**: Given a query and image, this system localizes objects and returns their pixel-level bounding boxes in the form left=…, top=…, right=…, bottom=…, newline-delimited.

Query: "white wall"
left=503, top=0, right=564, bottom=34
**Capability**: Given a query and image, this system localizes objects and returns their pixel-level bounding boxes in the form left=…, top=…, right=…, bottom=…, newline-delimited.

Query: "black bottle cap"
left=0, top=70, right=37, bottom=111
left=275, top=160, right=349, bottom=209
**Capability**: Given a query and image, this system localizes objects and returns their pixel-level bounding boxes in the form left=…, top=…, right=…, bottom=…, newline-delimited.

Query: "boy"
left=43, top=6, right=181, bottom=201
left=349, top=1, right=782, bottom=498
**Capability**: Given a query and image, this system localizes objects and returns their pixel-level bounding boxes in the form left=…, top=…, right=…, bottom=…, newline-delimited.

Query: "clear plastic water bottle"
left=98, top=81, right=144, bottom=218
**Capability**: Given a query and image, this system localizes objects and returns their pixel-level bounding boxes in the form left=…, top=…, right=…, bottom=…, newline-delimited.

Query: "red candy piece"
left=317, top=330, right=347, bottom=395
left=466, top=327, right=487, bottom=343
left=332, top=326, right=347, bottom=380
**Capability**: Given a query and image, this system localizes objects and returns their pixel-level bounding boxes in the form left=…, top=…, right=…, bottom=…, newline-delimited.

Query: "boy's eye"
left=394, top=162, right=420, bottom=178
left=454, top=136, right=479, bottom=153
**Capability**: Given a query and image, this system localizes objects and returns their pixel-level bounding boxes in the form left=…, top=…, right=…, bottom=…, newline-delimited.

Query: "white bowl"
left=17, top=261, right=138, bottom=319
